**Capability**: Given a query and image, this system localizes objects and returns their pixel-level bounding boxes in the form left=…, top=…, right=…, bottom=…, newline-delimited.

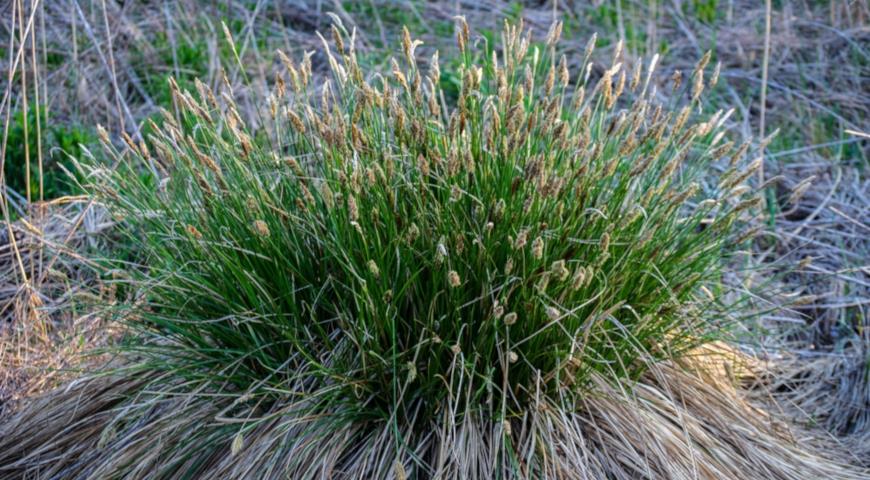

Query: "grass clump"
left=37, top=19, right=770, bottom=477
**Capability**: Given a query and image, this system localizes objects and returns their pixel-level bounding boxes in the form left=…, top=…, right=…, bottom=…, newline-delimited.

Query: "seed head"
left=601, top=70, right=614, bottom=108
left=448, top=270, right=461, bottom=288
left=514, top=228, right=529, bottom=250
left=793, top=294, right=817, bottom=306
left=788, top=176, right=815, bottom=205
left=287, top=109, right=306, bottom=133
left=559, top=54, right=569, bottom=88
left=454, top=234, right=465, bottom=254
left=508, top=351, right=518, bottom=363
left=405, top=361, right=417, bottom=382
left=611, top=70, right=626, bottom=108
left=531, top=236, right=544, bottom=259
left=599, top=232, right=610, bottom=252
left=455, top=16, right=469, bottom=53
left=571, top=267, right=587, bottom=290
left=546, top=306, right=560, bottom=321
left=551, top=260, right=569, bottom=281
left=391, top=58, right=409, bottom=92
left=245, top=195, right=258, bottom=212
left=367, top=260, right=380, bottom=278
left=671, top=70, right=683, bottom=92
left=693, top=50, right=711, bottom=73
left=692, top=69, right=705, bottom=102
left=709, top=61, right=721, bottom=89
left=521, top=64, right=534, bottom=99
left=536, top=273, right=551, bottom=293
left=186, top=224, right=203, bottom=240
left=729, top=140, right=751, bottom=167
left=700, top=285, right=715, bottom=301
left=231, top=433, right=244, bottom=456
left=417, top=154, right=430, bottom=177
left=799, top=256, right=813, bottom=270
left=253, top=220, right=270, bottom=238
left=427, top=82, right=440, bottom=116
left=395, top=461, right=407, bottom=480
left=429, top=51, right=441, bottom=85
left=733, top=197, right=763, bottom=215
left=406, top=223, right=420, bottom=243
left=300, top=184, right=316, bottom=205
left=504, top=312, right=517, bottom=326
left=504, top=258, right=514, bottom=276
left=630, top=59, right=642, bottom=91
left=493, top=302, right=505, bottom=320
left=696, top=199, right=719, bottom=212
left=545, top=66, right=556, bottom=97
left=365, top=167, right=378, bottom=187
left=612, top=38, right=624, bottom=65
left=436, top=241, right=448, bottom=264
left=583, top=33, right=597, bottom=63
left=97, top=124, right=110, bottom=144
left=545, top=20, right=563, bottom=47
left=320, top=183, right=335, bottom=208
left=494, top=199, right=507, bottom=220
left=300, top=51, right=313, bottom=86
left=673, top=105, right=691, bottom=133
left=347, top=195, right=359, bottom=222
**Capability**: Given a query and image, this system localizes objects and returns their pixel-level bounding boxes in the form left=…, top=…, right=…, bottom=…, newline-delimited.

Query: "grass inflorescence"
left=70, top=18, right=766, bottom=476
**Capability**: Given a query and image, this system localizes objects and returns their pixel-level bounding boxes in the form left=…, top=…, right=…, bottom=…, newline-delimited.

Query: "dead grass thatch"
left=0, top=345, right=865, bottom=479
left=0, top=200, right=110, bottom=418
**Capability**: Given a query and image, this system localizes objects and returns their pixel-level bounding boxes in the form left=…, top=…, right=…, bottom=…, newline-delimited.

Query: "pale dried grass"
left=0, top=200, right=110, bottom=418
left=0, top=346, right=864, bottom=479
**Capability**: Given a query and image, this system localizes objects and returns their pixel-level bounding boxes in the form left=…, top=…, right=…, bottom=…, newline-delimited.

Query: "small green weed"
left=2, top=106, right=91, bottom=204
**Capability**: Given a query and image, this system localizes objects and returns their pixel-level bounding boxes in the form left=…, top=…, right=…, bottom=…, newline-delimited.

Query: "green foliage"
left=133, top=17, right=281, bottom=107
left=81, top=20, right=758, bottom=470
left=690, top=0, right=720, bottom=24
left=341, top=0, right=452, bottom=48
left=589, top=1, right=648, bottom=53
left=505, top=2, right=524, bottom=21
left=2, top=106, right=91, bottom=202
left=134, top=31, right=210, bottom=106
left=45, top=48, right=65, bottom=68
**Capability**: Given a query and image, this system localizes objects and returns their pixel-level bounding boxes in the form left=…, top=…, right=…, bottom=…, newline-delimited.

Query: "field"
left=1, top=1, right=868, bottom=478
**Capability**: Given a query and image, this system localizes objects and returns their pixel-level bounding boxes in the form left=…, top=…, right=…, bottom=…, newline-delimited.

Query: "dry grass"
left=759, top=347, right=870, bottom=467
left=0, top=346, right=864, bottom=479
left=0, top=200, right=110, bottom=418
left=746, top=155, right=869, bottom=453
left=762, top=160, right=869, bottom=342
